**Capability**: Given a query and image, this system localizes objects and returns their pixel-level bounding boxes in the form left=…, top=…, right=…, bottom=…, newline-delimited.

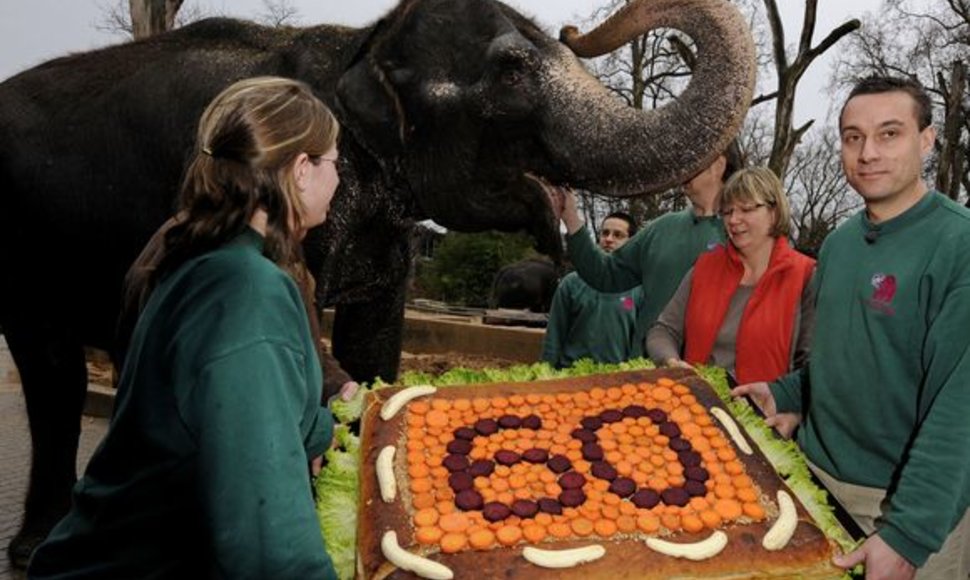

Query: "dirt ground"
left=398, top=351, right=519, bottom=376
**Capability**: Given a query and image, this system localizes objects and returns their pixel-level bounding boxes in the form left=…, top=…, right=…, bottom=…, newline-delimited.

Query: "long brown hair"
left=155, top=76, right=339, bottom=281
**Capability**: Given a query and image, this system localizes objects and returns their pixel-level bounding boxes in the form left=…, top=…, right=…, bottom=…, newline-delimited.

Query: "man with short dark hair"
left=542, top=212, right=643, bottom=368
left=735, top=75, right=970, bottom=579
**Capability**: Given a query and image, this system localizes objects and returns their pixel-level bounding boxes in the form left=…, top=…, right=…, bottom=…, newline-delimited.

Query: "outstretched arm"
left=541, top=181, right=644, bottom=293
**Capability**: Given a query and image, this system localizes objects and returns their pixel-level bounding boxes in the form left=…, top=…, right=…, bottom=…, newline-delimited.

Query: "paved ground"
left=0, top=337, right=109, bottom=579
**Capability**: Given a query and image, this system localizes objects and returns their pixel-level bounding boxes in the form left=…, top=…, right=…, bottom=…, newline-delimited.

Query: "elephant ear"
left=336, top=0, right=423, bottom=161
left=336, top=55, right=406, bottom=160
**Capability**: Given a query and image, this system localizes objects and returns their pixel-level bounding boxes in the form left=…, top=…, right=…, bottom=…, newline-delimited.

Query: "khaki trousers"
left=808, top=460, right=970, bottom=579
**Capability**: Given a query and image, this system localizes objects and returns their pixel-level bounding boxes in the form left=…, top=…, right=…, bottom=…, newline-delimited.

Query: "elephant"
left=0, top=0, right=755, bottom=565
left=490, top=258, right=559, bottom=313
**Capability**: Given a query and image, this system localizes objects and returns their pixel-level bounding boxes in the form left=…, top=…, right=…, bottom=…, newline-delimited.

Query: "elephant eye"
left=500, top=68, right=523, bottom=85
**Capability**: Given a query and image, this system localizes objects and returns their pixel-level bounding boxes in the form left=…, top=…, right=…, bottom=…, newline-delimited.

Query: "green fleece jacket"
left=567, top=209, right=725, bottom=348
left=29, top=229, right=336, bottom=579
left=541, top=272, right=644, bottom=368
left=771, top=191, right=970, bottom=567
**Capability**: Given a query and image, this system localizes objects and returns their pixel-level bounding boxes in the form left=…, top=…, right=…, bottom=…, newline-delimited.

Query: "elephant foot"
left=7, top=506, right=68, bottom=569
left=7, top=526, right=46, bottom=569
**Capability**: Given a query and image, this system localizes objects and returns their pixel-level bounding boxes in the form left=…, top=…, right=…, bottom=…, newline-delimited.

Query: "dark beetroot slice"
left=591, top=461, right=618, bottom=481
left=511, top=499, right=539, bottom=518
left=446, top=439, right=472, bottom=455
left=455, top=489, right=485, bottom=511
left=623, top=405, right=648, bottom=418
left=600, top=409, right=624, bottom=423
left=468, top=459, right=496, bottom=478
left=668, top=437, right=691, bottom=451
left=631, top=489, right=660, bottom=509
left=581, top=443, right=604, bottom=461
left=684, top=466, right=709, bottom=482
left=482, top=501, right=512, bottom=522
left=453, top=427, right=477, bottom=441
left=659, top=422, right=681, bottom=438
left=685, top=480, right=708, bottom=497
left=443, top=454, right=470, bottom=472
left=580, top=416, right=603, bottom=431
left=521, top=414, right=542, bottom=430
left=448, top=471, right=474, bottom=492
left=474, top=418, right=499, bottom=436
left=570, top=428, right=597, bottom=443
left=522, top=448, right=549, bottom=464
left=547, top=455, right=572, bottom=474
left=559, top=488, right=587, bottom=507
left=677, top=450, right=702, bottom=467
left=495, top=450, right=520, bottom=466
left=646, top=409, right=667, bottom=424
left=537, top=498, right=563, bottom=515
left=661, top=487, right=690, bottom=507
left=558, top=471, right=587, bottom=490
left=498, top=415, right=522, bottom=429
left=608, top=477, right=636, bottom=497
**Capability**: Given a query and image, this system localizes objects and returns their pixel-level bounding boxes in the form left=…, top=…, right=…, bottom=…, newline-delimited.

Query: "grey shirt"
left=646, top=267, right=816, bottom=376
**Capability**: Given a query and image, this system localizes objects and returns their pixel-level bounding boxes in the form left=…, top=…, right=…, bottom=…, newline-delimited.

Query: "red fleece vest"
left=684, top=237, right=815, bottom=384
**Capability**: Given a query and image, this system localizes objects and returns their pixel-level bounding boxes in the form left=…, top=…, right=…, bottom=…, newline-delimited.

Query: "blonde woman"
left=30, top=77, right=342, bottom=579
left=647, top=167, right=815, bottom=388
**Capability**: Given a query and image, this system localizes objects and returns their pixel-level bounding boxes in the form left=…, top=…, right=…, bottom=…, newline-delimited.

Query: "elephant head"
left=335, top=0, right=755, bottom=257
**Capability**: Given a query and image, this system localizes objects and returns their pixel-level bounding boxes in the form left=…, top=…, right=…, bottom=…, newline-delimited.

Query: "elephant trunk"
left=542, top=0, right=755, bottom=197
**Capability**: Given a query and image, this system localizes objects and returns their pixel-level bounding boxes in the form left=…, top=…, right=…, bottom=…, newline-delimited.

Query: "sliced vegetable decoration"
left=316, top=359, right=860, bottom=580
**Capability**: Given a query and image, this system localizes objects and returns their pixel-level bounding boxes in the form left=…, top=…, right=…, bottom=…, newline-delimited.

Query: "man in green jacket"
left=542, top=211, right=644, bottom=368
left=543, top=144, right=741, bottom=350
left=735, top=76, right=970, bottom=579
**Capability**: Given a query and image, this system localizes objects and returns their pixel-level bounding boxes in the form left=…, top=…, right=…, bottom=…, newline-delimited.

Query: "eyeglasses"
left=719, top=202, right=771, bottom=219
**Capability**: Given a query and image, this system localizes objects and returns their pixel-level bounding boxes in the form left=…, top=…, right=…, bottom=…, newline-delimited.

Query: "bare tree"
left=130, top=0, right=185, bottom=39
left=98, top=0, right=205, bottom=39
left=784, top=129, right=862, bottom=254
left=835, top=0, right=969, bottom=203
left=257, top=0, right=301, bottom=27
left=761, top=0, right=860, bottom=177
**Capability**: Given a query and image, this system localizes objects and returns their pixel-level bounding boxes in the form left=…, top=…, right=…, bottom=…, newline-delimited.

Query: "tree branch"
left=763, top=0, right=789, bottom=72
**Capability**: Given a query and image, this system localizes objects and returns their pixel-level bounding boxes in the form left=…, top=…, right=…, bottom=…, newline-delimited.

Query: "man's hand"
left=731, top=381, right=777, bottom=416
left=765, top=413, right=801, bottom=439
left=532, top=176, right=584, bottom=235
left=731, top=382, right=799, bottom=439
left=833, top=534, right=916, bottom=580
left=310, top=455, right=324, bottom=477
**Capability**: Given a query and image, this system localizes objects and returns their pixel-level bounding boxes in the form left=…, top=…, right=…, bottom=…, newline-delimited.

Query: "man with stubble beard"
left=734, top=76, right=970, bottom=579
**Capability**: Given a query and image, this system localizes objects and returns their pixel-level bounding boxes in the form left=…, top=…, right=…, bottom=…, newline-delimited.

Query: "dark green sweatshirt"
left=29, top=229, right=336, bottom=579
left=541, top=272, right=644, bottom=368
left=567, top=208, right=725, bottom=348
left=771, top=192, right=970, bottom=567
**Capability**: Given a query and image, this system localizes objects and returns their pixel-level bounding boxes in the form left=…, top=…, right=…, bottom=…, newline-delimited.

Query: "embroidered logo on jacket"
left=620, top=296, right=635, bottom=311
left=866, top=273, right=897, bottom=315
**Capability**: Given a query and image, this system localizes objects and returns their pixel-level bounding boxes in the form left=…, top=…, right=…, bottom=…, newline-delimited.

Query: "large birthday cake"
left=355, top=368, right=840, bottom=578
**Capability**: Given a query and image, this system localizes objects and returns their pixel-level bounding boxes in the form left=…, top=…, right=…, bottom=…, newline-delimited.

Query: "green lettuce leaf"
left=315, top=424, right=360, bottom=580
left=696, top=365, right=862, bottom=561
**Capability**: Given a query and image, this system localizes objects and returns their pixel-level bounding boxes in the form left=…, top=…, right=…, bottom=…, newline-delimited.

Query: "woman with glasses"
left=647, top=167, right=816, bottom=393
left=29, top=77, right=343, bottom=579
